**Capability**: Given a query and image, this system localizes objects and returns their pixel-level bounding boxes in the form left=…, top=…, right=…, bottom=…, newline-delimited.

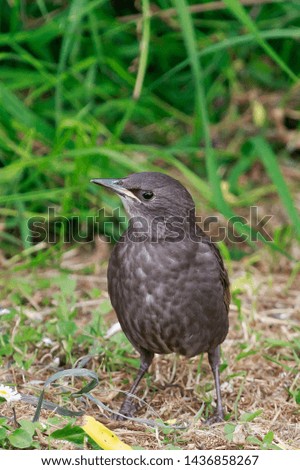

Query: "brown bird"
left=91, top=172, right=230, bottom=423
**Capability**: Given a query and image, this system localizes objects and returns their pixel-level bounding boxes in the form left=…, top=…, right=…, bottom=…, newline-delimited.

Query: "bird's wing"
left=196, top=226, right=231, bottom=314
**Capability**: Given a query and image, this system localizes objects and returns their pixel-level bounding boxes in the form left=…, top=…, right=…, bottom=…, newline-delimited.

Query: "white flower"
left=0, top=384, right=21, bottom=403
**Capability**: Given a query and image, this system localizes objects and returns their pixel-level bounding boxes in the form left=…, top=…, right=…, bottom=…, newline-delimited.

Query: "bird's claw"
left=112, top=402, right=137, bottom=421
left=204, top=409, right=224, bottom=425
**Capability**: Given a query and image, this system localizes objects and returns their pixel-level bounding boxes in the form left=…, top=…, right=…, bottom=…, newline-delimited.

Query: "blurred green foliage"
left=0, top=0, right=299, bottom=259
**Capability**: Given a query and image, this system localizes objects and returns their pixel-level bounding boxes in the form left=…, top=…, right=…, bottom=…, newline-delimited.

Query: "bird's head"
left=91, top=172, right=195, bottom=223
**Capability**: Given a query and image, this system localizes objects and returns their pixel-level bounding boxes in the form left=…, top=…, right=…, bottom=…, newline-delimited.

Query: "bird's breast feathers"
left=107, top=238, right=228, bottom=355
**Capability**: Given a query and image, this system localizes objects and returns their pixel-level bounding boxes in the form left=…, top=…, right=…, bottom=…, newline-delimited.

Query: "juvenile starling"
left=91, top=172, right=230, bottom=423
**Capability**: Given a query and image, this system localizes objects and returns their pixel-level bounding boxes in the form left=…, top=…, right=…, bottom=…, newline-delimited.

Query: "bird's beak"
left=90, top=178, right=140, bottom=202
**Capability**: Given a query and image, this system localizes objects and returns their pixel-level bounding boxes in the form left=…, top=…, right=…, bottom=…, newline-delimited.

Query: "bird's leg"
left=206, top=345, right=224, bottom=424
left=114, top=350, right=154, bottom=421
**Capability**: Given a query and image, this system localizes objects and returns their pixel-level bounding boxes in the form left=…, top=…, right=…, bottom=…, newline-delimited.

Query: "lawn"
left=0, top=0, right=299, bottom=450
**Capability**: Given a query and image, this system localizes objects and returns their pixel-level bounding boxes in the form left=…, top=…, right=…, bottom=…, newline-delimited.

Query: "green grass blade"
left=15, top=200, right=31, bottom=250
left=0, top=187, right=78, bottom=205
left=149, top=29, right=300, bottom=92
left=223, top=0, right=299, bottom=82
left=55, top=0, right=87, bottom=126
left=251, top=136, right=300, bottom=238
left=0, top=82, right=54, bottom=141
left=33, top=368, right=98, bottom=422
left=171, top=0, right=230, bottom=216
left=133, top=0, right=151, bottom=100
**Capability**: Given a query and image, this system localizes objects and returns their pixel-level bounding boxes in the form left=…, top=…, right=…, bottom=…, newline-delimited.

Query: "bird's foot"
left=205, top=409, right=224, bottom=425
left=112, top=401, right=137, bottom=421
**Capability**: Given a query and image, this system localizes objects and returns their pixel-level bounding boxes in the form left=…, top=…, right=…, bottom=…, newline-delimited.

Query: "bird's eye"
left=142, top=191, right=154, bottom=200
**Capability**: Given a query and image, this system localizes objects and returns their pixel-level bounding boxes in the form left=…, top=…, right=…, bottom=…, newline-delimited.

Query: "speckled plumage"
left=108, top=233, right=228, bottom=358
left=92, top=172, right=230, bottom=422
